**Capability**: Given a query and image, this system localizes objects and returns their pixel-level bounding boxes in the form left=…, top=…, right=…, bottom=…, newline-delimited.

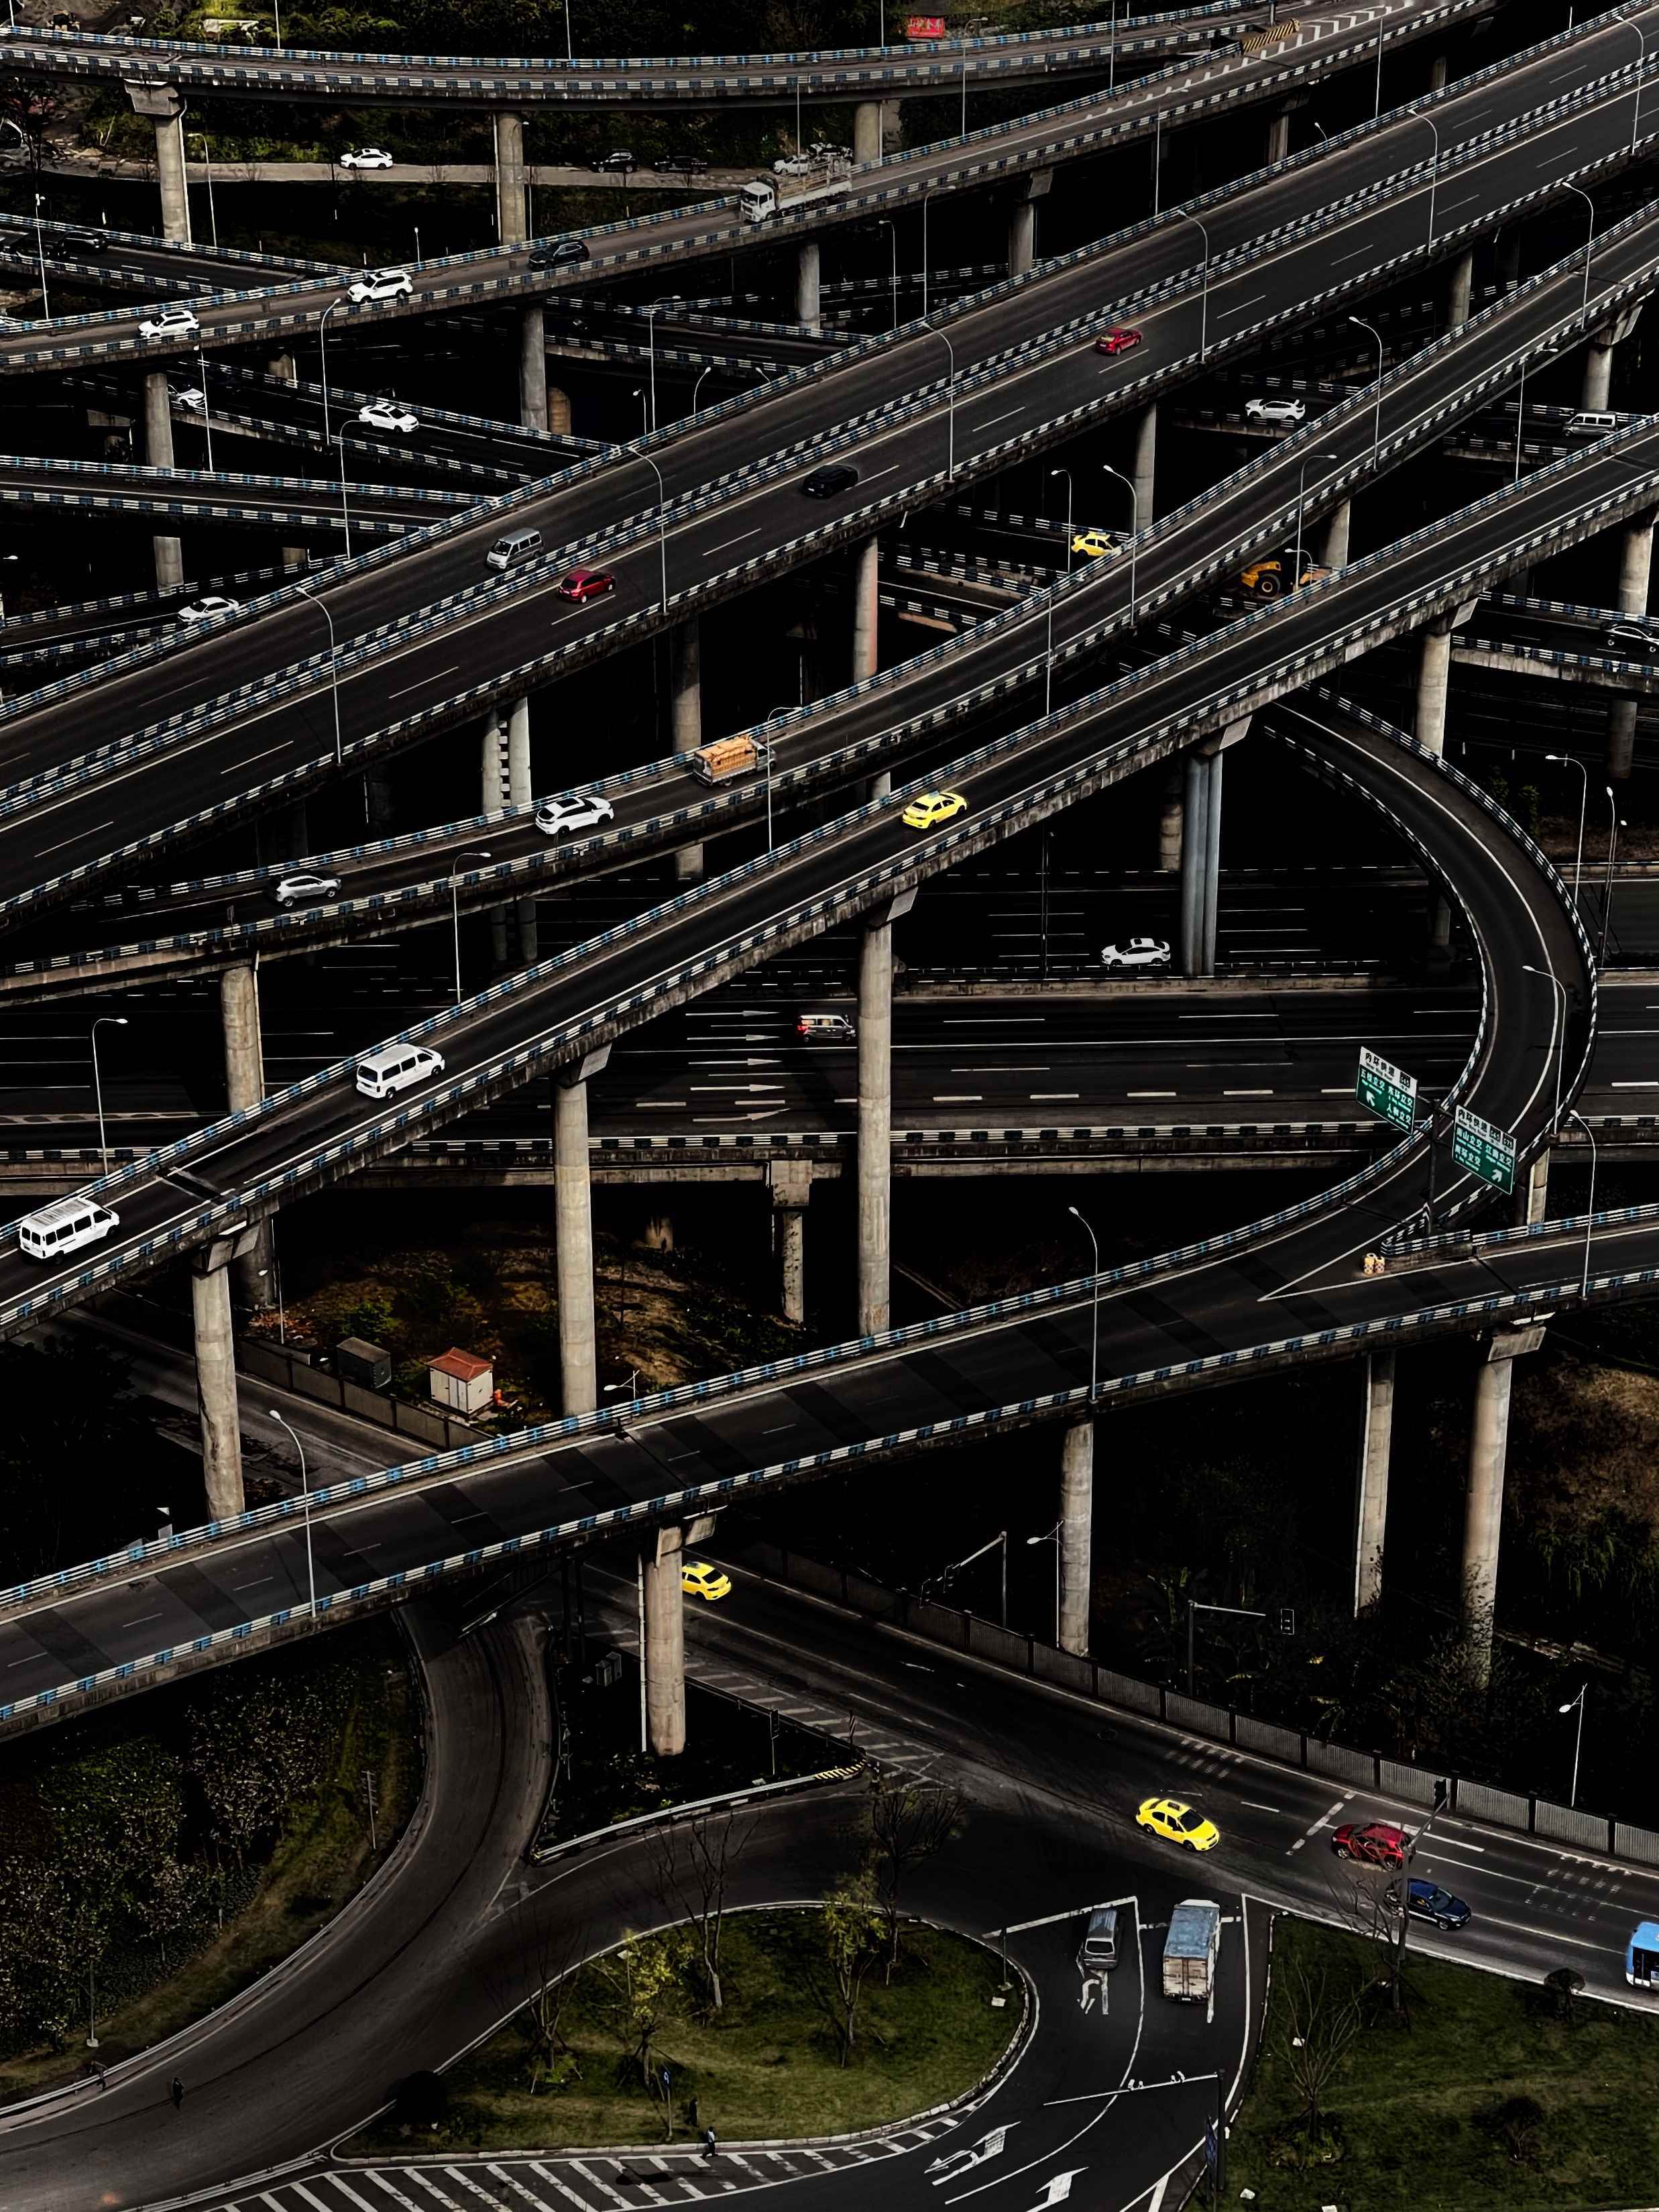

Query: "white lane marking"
left=1477, top=1912, right=1611, bottom=1952
left=1290, top=1796, right=1349, bottom=1854
left=707, top=527, right=762, bottom=555
left=221, top=739, right=290, bottom=774
left=389, top=663, right=459, bottom=699
left=1241, top=1800, right=1282, bottom=1813
left=38, top=818, right=113, bottom=856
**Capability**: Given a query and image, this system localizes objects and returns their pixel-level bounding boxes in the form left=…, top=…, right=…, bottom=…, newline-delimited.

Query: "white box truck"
left=1162, top=1899, right=1221, bottom=2003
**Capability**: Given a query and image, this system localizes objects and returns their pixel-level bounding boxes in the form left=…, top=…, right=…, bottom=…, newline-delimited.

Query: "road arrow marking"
left=1029, top=2172, right=1087, bottom=2207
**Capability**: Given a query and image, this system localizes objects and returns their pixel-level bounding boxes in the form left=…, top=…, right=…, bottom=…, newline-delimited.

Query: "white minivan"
left=17, top=1193, right=121, bottom=1262
left=355, top=1042, right=445, bottom=1100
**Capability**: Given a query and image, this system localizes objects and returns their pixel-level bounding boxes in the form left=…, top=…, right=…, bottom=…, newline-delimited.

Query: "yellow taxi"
left=1072, top=527, right=1127, bottom=561
left=1135, top=1795, right=1220, bottom=1851
left=901, top=789, right=968, bottom=831
left=681, top=1559, right=732, bottom=1602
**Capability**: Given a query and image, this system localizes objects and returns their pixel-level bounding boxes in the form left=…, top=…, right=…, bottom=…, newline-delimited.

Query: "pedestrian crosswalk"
left=219, top=2118, right=966, bottom=2212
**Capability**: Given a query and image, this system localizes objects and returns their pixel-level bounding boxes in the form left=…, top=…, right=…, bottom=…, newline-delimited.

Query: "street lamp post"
left=1046, top=466, right=1072, bottom=716
left=876, top=217, right=897, bottom=329
left=1349, top=313, right=1384, bottom=466
left=1027, top=1522, right=1061, bottom=1644
left=931, top=329, right=957, bottom=477
left=1292, top=449, right=1340, bottom=586
left=1564, top=181, right=1595, bottom=317
left=1629, top=22, right=1649, bottom=154
left=690, top=364, right=714, bottom=416
left=90, top=1015, right=127, bottom=1172
left=268, top=1409, right=317, bottom=1616
left=1188, top=214, right=1211, bottom=360
left=1100, top=460, right=1138, bottom=623
left=194, top=340, right=215, bottom=472
left=448, top=846, right=493, bottom=1005
left=317, top=296, right=346, bottom=451
left=1514, top=344, right=1560, bottom=482
left=921, top=188, right=934, bottom=316
left=1522, top=962, right=1568, bottom=1134
left=1558, top=1681, right=1588, bottom=1806
left=332, top=428, right=354, bottom=555
left=1068, top=1203, right=1100, bottom=1401
left=1423, top=115, right=1440, bottom=242
left=1544, top=753, right=1587, bottom=913
left=1601, top=785, right=1623, bottom=967
left=1566, top=1108, right=1598, bottom=1303
left=33, top=191, right=48, bottom=319
left=634, top=445, right=670, bottom=610
left=297, top=581, right=343, bottom=768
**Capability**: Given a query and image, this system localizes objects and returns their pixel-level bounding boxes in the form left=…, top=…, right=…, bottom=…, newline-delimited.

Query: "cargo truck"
left=1162, top=1898, right=1221, bottom=2003
left=738, top=154, right=852, bottom=224
left=688, top=732, right=768, bottom=785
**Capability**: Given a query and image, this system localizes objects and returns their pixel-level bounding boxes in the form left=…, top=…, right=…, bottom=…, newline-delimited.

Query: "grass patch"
left=357, top=1910, right=1015, bottom=2153
left=1230, top=1916, right=1659, bottom=2207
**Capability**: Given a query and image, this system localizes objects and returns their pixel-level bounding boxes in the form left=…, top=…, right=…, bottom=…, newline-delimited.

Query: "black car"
left=801, top=462, right=859, bottom=498
left=653, top=155, right=709, bottom=174
left=593, top=150, right=638, bottom=173
left=528, top=239, right=589, bottom=270
left=59, top=228, right=107, bottom=254
left=1401, top=1879, right=1471, bottom=1930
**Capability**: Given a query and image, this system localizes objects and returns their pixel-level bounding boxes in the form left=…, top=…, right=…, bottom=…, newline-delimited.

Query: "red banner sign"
left=905, top=15, right=948, bottom=38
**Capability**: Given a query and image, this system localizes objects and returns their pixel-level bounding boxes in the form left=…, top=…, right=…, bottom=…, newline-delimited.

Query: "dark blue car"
left=1405, top=1879, right=1471, bottom=1929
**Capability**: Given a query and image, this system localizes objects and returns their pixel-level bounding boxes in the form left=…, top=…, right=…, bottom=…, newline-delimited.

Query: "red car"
left=1332, top=1820, right=1408, bottom=1868
left=555, top=567, right=616, bottom=602
left=1095, top=327, right=1143, bottom=355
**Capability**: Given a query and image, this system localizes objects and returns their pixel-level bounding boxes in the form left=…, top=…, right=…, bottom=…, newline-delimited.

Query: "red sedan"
left=1332, top=1820, right=1409, bottom=1868
left=1095, top=327, right=1143, bottom=355
left=555, top=567, right=617, bottom=602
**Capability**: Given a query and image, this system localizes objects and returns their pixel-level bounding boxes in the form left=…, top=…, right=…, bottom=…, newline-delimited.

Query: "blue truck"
left=1626, top=1923, right=1659, bottom=1989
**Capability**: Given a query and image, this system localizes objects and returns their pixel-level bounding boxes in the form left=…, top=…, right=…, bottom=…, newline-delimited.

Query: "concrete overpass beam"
left=1131, top=400, right=1157, bottom=525
left=642, top=1522, right=687, bottom=1757
left=125, top=82, right=190, bottom=242
left=858, top=895, right=915, bottom=1337
left=190, top=1252, right=244, bottom=1520
left=853, top=98, right=882, bottom=165
left=519, top=304, right=549, bottom=433
left=795, top=239, right=821, bottom=333
left=1462, top=1323, right=1546, bottom=1681
left=1058, top=1414, right=1094, bottom=1655
left=555, top=1048, right=609, bottom=1417
left=141, top=370, right=185, bottom=590
left=509, top=695, right=536, bottom=962
left=493, top=109, right=530, bottom=246
left=1320, top=496, right=1352, bottom=571
left=1353, top=1347, right=1394, bottom=1614
left=1415, top=620, right=1455, bottom=756
left=671, top=616, right=705, bottom=883
left=219, top=963, right=273, bottom=1311
left=768, top=1160, right=814, bottom=1325
left=1606, top=694, right=1639, bottom=781
left=1445, top=247, right=1474, bottom=331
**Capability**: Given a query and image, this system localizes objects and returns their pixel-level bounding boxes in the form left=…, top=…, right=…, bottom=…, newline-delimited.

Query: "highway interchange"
left=5, top=0, right=1659, bottom=2203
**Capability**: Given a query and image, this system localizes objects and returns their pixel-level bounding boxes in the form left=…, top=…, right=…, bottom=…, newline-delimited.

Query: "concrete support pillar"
left=493, top=109, right=530, bottom=245
left=155, top=114, right=190, bottom=243
left=554, top=1050, right=608, bottom=1417
left=1515, top=1147, right=1549, bottom=1227
left=857, top=909, right=896, bottom=1338
left=1320, top=496, right=1352, bottom=571
left=1353, top=1348, right=1394, bottom=1614
left=1415, top=622, right=1454, bottom=756
left=881, top=98, right=903, bottom=152
left=365, top=771, right=394, bottom=834
left=1200, top=747, right=1223, bottom=975
left=1428, top=48, right=1450, bottom=91
left=1462, top=1325, right=1545, bottom=1682
left=1178, top=748, right=1209, bottom=977
left=509, top=694, right=536, bottom=962
left=1008, top=196, right=1036, bottom=280
left=853, top=98, right=882, bottom=165
left=795, top=238, right=821, bottom=333
left=1619, top=512, right=1655, bottom=618
left=671, top=616, right=705, bottom=883
left=482, top=708, right=510, bottom=964
left=769, top=1160, right=813, bottom=1325
left=1157, top=765, right=1183, bottom=873
left=1496, top=225, right=1522, bottom=290
left=190, top=1257, right=244, bottom=1520
left=141, top=370, right=185, bottom=590
left=546, top=384, right=573, bottom=437
left=1058, top=1415, right=1094, bottom=1655
left=1606, top=694, right=1639, bottom=781
left=269, top=353, right=309, bottom=565
left=642, top=1523, right=686, bottom=1757
left=519, top=304, right=549, bottom=433
left=1445, top=247, right=1474, bottom=330
left=1265, top=105, right=1292, bottom=165
left=852, top=535, right=880, bottom=685
left=1131, top=400, right=1157, bottom=527
left=1582, top=337, right=1615, bottom=412
left=219, top=964, right=273, bottom=1310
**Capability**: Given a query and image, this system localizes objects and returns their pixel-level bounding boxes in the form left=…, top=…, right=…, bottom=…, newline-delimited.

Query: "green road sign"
left=1452, top=1103, right=1515, bottom=1195
left=1356, top=1046, right=1417, bottom=1131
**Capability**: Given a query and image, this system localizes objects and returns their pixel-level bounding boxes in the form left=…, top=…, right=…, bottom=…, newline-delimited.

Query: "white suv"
left=534, top=791, right=616, bottom=836
left=346, top=267, right=414, bottom=305
left=139, top=301, right=200, bottom=340
left=1246, top=396, right=1307, bottom=427
left=358, top=398, right=418, bottom=434
left=1101, top=937, right=1172, bottom=973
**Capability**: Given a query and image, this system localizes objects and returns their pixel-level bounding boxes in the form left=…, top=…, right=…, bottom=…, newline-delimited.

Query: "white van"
left=487, top=527, right=542, bottom=572
left=355, top=1042, right=445, bottom=1100
left=1565, top=410, right=1621, bottom=438
left=17, top=1193, right=121, bottom=1262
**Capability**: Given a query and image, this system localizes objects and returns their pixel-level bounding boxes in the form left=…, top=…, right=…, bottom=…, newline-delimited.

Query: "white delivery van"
left=355, top=1042, right=445, bottom=1100
left=17, top=1193, right=121, bottom=1262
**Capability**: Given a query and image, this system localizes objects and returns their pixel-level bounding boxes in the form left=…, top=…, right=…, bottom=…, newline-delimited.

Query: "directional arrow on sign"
left=1028, top=2172, right=1087, bottom=2208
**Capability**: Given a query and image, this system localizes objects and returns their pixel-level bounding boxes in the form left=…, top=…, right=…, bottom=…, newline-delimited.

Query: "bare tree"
left=594, top=1928, right=692, bottom=2112
left=650, top=1810, right=753, bottom=2013
left=1277, top=1956, right=1364, bottom=2140
left=478, top=1902, right=589, bottom=2093
left=866, top=1775, right=962, bottom=1979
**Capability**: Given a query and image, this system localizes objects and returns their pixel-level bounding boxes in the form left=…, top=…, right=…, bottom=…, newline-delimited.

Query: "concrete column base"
left=1445, top=247, right=1474, bottom=330
left=1619, top=512, right=1655, bottom=618
left=1157, top=765, right=1182, bottom=873
left=508, top=694, right=536, bottom=962
left=141, top=370, right=184, bottom=590
left=519, top=303, right=549, bottom=433
left=1008, top=198, right=1036, bottom=279
left=555, top=1051, right=608, bottom=1417
left=219, top=964, right=274, bottom=1311
left=1582, top=339, right=1615, bottom=413
left=795, top=238, right=821, bottom=333
left=1321, top=497, right=1352, bottom=571
left=857, top=908, right=897, bottom=1337
left=1416, top=622, right=1455, bottom=755
left=1353, top=1348, right=1395, bottom=1614
left=1131, top=399, right=1157, bottom=527
left=1607, top=696, right=1638, bottom=781
left=1462, top=1324, right=1546, bottom=1682
left=190, top=1256, right=245, bottom=1520
left=769, top=1160, right=813, bottom=1326
left=1059, top=1414, right=1094, bottom=1655
left=494, top=109, right=530, bottom=245
left=853, top=98, right=882, bottom=165
left=642, top=1523, right=687, bottom=1756
left=671, top=616, right=705, bottom=882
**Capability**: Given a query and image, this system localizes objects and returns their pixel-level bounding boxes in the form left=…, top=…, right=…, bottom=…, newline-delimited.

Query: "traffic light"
left=1276, top=1607, right=1296, bottom=1637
